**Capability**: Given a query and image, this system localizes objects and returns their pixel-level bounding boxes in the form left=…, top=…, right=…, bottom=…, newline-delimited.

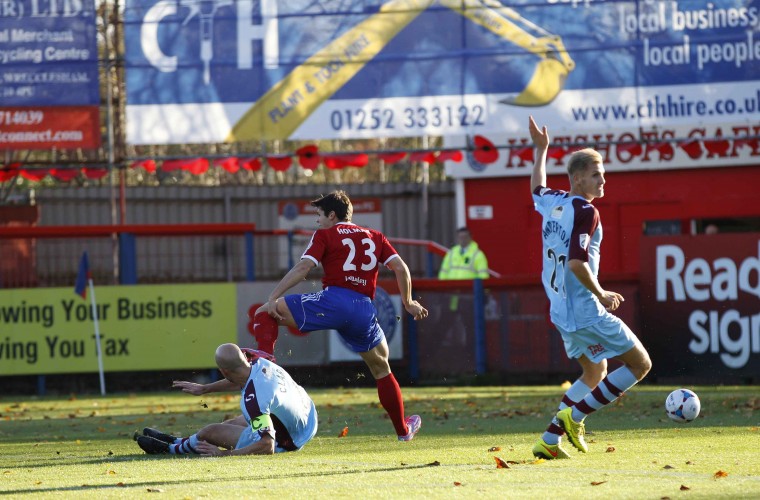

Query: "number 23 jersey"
left=301, top=222, right=399, bottom=299
left=533, top=186, right=606, bottom=332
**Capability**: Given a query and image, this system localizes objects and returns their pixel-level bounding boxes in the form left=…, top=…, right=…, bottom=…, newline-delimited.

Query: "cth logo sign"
left=140, top=0, right=279, bottom=84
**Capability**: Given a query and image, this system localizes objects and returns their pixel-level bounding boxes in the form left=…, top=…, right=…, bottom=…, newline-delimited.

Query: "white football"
left=665, top=388, right=701, bottom=423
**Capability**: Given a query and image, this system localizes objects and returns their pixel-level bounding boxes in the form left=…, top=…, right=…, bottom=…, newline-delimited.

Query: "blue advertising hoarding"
left=124, top=0, right=760, bottom=146
left=0, top=0, right=101, bottom=149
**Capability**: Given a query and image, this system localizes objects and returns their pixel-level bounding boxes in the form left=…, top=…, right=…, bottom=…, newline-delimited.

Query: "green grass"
left=0, top=385, right=758, bottom=499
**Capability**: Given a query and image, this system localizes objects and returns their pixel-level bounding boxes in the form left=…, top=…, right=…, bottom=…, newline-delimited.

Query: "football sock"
left=169, top=434, right=200, bottom=455
left=252, top=311, right=279, bottom=355
left=572, top=366, right=639, bottom=421
left=542, top=380, right=591, bottom=445
left=376, top=373, right=407, bottom=436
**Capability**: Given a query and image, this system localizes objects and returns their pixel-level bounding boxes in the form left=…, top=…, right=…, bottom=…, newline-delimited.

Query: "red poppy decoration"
left=703, top=138, right=730, bottom=156
left=160, top=158, right=209, bottom=175
left=617, top=142, right=643, bottom=156
left=0, top=164, right=20, bottom=182
left=323, top=155, right=347, bottom=170
left=679, top=140, right=703, bottom=159
left=472, top=135, right=499, bottom=164
left=547, top=146, right=567, bottom=161
left=296, top=145, right=320, bottom=170
left=20, top=169, right=49, bottom=181
left=514, top=146, right=534, bottom=162
left=214, top=157, right=240, bottom=173
left=185, top=158, right=209, bottom=175
left=50, top=169, right=80, bottom=181
left=377, top=152, right=406, bottom=164
left=409, top=151, right=437, bottom=163
left=344, top=153, right=368, bottom=168
left=267, top=155, right=292, bottom=172
left=83, top=168, right=109, bottom=179
left=437, top=150, right=463, bottom=163
left=650, top=142, right=674, bottom=158
left=241, top=158, right=262, bottom=171
left=130, top=159, right=157, bottom=173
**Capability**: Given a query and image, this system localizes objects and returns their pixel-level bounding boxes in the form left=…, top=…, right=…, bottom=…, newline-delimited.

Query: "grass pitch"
left=0, top=384, right=758, bottom=499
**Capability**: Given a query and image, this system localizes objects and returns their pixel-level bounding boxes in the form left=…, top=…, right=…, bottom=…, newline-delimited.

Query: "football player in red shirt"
left=251, top=190, right=428, bottom=441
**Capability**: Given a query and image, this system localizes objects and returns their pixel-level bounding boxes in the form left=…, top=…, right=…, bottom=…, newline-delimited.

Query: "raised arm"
left=529, top=116, right=550, bottom=193
left=386, top=256, right=428, bottom=321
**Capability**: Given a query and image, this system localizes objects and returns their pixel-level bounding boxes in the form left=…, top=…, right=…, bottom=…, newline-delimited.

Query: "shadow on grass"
left=0, top=459, right=445, bottom=496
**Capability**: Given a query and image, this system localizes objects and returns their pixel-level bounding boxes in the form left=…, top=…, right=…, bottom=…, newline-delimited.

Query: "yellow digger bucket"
left=499, top=56, right=571, bottom=107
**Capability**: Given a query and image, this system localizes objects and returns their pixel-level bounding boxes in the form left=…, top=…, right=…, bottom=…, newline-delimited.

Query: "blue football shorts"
left=284, top=286, right=385, bottom=353
left=555, top=312, right=639, bottom=363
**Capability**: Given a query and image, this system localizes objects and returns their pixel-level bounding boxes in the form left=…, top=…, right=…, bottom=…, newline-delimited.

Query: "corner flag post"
left=75, top=251, right=106, bottom=396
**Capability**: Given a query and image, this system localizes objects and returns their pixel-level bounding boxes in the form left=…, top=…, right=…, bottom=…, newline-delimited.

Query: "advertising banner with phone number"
left=124, top=0, right=759, bottom=145
left=0, top=0, right=100, bottom=150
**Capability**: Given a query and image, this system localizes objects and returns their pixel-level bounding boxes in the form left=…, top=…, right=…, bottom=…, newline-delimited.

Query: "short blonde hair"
left=567, top=148, right=602, bottom=176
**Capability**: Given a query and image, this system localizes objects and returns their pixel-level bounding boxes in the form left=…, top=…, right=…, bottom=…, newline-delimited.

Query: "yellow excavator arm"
left=440, top=0, right=575, bottom=106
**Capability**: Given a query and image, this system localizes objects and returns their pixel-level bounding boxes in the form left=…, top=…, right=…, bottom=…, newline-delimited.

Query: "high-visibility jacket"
left=438, top=241, right=489, bottom=280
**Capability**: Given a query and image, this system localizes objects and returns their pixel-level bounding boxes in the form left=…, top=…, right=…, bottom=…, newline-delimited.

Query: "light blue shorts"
left=284, top=286, right=384, bottom=353
left=556, top=313, right=638, bottom=363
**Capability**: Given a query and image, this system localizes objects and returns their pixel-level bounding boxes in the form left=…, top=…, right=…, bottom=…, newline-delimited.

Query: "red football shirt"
left=301, top=222, right=398, bottom=299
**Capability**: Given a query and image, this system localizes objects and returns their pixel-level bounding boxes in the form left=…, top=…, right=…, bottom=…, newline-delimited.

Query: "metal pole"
left=104, top=1, right=119, bottom=283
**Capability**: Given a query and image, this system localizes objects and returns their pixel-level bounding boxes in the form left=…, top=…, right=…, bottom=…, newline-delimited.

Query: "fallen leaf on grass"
left=116, top=482, right=126, bottom=487
left=686, top=461, right=694, bottom=465
left=488, top=447, right=501, bottom=452
left=338, top=427, right=348, bottom=438
left=590, top=481, right=607, bottom=486
left=714, top=470, right=729, bottom=479
left=663, top=465, right=675, bottom=469
left=147, top=488, right=164, bottom=493
left=605, top=447, right=615, bottom=453
left=426, top=461, right=441, bottom=467
left=453, top=482, right=462, bottom=486
left=680, top=485, right=690, bottom=491
left=494, top=456, right=510, bottom=469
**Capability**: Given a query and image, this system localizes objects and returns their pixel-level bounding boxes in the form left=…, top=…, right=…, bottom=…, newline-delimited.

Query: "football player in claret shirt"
left=251, top=190, right=428, bottom=442
left=528, top=117, right=652, bottom=460
left=135, top=344, right=317, bottom=456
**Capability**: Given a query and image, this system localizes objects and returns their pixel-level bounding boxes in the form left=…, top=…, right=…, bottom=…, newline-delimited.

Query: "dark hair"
left=311, top=190, right=353, bottom=222
left=457, top=227, right=470, bottom=234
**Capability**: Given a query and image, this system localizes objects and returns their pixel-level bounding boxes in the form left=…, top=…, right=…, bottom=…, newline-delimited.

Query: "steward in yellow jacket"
left=438, top=227, right=489, bottom=280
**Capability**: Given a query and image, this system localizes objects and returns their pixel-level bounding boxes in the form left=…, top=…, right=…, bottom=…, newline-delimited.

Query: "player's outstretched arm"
left=196, top=434, right=276, bottom=456
left=265, top=259, right=315, bottom=319
left=529, top=116, right=550, bottom=193
left=172, top=378, right=237, bottom=396
left=387, top=256, right=428, bottom=321
left=568, top=259, right=624, bottom=312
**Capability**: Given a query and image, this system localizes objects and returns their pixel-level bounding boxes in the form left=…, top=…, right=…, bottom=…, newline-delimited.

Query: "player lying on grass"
left=134, top=343, right=317, bottom=456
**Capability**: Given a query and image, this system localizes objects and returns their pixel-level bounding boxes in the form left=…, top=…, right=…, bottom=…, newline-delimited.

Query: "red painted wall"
left=463, top=165, right=760, bottom=278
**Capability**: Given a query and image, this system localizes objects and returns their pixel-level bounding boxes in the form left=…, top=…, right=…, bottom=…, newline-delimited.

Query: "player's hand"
left=405, top=300, right=428, bottom=321
left=266, top=299, right=284, bottom=321
left=195, top=440, right=224, bottom=457
left=599, top=291, right=624, bottom=312
left=528, top=116, right=549, bottom=149
left=172, top=380, right=206, bottom=396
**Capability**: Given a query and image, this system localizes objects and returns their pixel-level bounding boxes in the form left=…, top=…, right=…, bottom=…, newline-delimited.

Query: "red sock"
left=376, top=373, right=407, bottom=436
left=252, top=311, right=279, bottom=355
